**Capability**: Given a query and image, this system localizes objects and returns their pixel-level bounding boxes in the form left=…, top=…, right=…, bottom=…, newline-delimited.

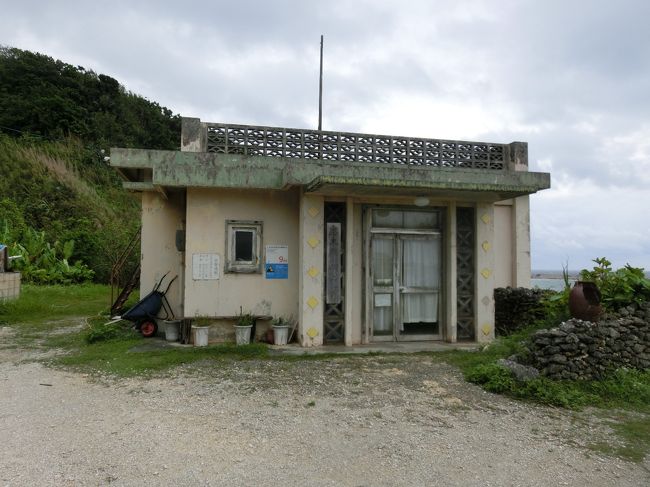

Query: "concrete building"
left=110, top=118, right=550, bottom=346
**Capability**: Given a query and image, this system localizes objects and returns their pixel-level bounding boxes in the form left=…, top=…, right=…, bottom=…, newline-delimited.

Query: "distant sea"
left=531, top=270, right=577, bottom=292
left=530, top=269, right=650, bottom=292
left=530, top=278, right=572, bottom=292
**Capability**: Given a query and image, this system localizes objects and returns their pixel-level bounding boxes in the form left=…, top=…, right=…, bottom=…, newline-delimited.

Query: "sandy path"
left=0, top=354, right=648, bottom=486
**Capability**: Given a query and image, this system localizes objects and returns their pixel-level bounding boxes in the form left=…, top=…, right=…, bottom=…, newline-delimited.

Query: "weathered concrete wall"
left=0, top=272, right=20, bottom=302
left=345, top=200, right=364, bottom=345
left=475, top=203, right=495, bottom=342
left=140, top=191, right=184, bottom=318
left=494, top=203, right=513, bottom=288
left=493, top=197, right=531, bottom=289
left=183, top=187, right=300, bottom=320
left=298, top=193, right=324, bottom=347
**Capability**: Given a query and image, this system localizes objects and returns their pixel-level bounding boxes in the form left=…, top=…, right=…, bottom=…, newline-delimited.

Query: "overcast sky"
left=1, top=0, right=649, bottom=271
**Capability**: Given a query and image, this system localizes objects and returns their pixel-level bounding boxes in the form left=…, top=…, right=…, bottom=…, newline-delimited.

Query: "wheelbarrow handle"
left=153, top=271, right=171, bottom=292
left=162, top=275, right=178, bottom=294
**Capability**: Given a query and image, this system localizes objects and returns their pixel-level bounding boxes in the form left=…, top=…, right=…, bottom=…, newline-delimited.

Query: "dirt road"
left=1, top=352, right=648, bottom=486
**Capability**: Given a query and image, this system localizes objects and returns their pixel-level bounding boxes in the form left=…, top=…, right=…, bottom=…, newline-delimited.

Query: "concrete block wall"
left=0, top=273, right=21, bottom=302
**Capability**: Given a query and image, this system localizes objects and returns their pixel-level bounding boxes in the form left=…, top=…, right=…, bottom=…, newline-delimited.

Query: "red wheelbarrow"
left=122, top=272, right=177, bottom=337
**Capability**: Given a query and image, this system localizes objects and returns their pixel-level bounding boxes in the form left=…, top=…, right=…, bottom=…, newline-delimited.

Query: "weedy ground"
left=1, top=284, right=648, bottom=463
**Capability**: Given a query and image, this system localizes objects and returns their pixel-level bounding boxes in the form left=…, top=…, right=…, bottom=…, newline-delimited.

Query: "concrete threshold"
left=130, top=338, right=480, bottom=355
left=268, top=341, right=480, bottom=356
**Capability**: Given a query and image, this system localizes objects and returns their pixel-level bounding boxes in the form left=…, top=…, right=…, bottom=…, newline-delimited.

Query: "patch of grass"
left=54, top=340, right=269, bottom=377
left=0, top=283, right=110, bottom=332
left=441, top=323, right=650, bottom=412
left=588, top=414, right=650, bottom=463
left=440, top=324, right=650, bottom=463
left=83, top=317, right=137, bottom=344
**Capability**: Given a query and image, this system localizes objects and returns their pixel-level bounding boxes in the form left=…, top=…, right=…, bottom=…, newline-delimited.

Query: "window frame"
left=225, top=220, right=263, bottom=274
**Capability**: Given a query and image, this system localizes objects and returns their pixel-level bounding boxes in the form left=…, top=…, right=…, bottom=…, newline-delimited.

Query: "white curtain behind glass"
left=372, top=238, right=393, bottom=332
left=402, top=238, right=440, bottom=326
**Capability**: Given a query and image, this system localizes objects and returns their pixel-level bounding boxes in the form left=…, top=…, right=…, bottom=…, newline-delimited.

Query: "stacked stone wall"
left=528, top=302, right=650, bottom=380
left=494, top=287, right=548, bottom=335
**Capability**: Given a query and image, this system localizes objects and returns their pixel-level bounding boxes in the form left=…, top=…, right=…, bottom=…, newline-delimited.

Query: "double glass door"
left=371, top=233, right=442, bottom=341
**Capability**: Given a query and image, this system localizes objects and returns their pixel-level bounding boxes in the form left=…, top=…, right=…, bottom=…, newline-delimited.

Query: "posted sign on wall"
left=265, top=245, right=288, bottom=279
left=192, top=253, right=220, bottom=280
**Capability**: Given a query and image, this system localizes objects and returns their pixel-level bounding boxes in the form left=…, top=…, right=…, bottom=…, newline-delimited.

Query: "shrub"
left=579, top=257, right=650, bottom=311
left=7, top=226, right=94, bottom=284
left=466, top=363, right=516, bottom=393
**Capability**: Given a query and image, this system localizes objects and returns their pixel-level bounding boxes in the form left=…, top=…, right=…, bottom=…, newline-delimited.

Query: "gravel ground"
left=1, top=346, right=649, bottom=486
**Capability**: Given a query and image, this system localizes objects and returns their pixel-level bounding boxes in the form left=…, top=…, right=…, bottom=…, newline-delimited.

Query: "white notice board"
left=192, top=253, right=220, bottom=280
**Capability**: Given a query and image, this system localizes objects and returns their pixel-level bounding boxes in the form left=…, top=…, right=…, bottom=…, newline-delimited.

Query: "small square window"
left=225, top=220, right=262, bottom=273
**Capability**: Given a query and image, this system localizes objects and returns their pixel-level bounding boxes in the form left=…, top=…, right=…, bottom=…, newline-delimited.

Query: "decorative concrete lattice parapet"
left=205, top=123, right=509, bottom=170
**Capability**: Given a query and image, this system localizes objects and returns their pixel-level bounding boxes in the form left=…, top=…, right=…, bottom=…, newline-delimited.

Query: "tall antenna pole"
left=318, top=34, right=324, bottom=131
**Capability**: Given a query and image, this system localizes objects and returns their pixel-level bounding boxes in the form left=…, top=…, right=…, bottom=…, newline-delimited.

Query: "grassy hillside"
left=0, top=47, right=181, bottom=282
left=0, top=134, right=139, bottom=282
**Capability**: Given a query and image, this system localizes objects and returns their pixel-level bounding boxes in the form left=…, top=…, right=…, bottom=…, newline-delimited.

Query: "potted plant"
left=271, top=316, right=294, bottom=345
left=192, top=317, right=212, bottom=347
left=234, top=308, right=255, bottom=345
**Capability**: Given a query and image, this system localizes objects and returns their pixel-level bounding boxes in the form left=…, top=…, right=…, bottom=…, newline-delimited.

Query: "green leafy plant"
left=271, top=315, right=295, bottom=327
left=7, top=225, right=94, bottom=284
left=465, top=363, right=517, bottom=393
left=579, top=257, right=650, bottom=310
left=236, top=308, right=256, bottom=327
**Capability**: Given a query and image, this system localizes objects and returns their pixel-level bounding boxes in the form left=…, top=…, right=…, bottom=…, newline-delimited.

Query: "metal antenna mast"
left=318, top=34, right=324, bottom=131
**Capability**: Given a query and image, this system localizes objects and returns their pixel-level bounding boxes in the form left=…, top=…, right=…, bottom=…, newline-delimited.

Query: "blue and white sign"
left=265, top=245, right=288, bottom=279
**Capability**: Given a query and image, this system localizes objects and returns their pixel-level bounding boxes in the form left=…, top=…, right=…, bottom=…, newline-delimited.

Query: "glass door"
left=397, top=235, right=441, bottom=340
left=371, top=235, right=395, bottom=340
left=370, top=233, right=442, bottom=341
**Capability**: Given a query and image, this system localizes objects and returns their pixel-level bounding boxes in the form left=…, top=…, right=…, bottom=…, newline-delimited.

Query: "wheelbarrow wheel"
left=139, top=320, right=158, bottom=338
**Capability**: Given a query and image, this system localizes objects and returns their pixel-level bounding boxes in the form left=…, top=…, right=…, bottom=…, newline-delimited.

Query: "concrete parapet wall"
left=0, top=272, right=21, bottom=302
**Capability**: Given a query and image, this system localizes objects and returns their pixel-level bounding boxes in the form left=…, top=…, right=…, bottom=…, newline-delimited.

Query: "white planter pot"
left=234, top=325, right=253, bottom=345
left=164, top=320, right=180, bottom=342
left=272, top=325, right=290, bottom=345
left=192, top=326, right=209, bottom=347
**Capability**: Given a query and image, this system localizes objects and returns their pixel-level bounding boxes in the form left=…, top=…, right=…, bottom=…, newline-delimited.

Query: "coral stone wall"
left=494, top=287, right=547, bottom=335
left=529, top=302, right=650, bottom=380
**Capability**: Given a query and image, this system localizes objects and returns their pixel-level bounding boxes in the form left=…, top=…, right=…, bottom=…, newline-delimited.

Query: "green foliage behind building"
left=0, top=46, right=181, bottom=282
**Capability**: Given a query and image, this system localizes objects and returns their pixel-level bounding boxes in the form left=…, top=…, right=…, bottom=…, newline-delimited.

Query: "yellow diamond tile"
left=481, top=213, right=491, bottom=224
left=306, top=296, right=319, bottom=309
left=306, top=327, right=319, bottom=338
left=480, top=268, right=491, bottom=279
left=308, top=206, right=320, bottom=218
left=307, top=266, right=320, bottom=278
left=481, top=241, right=491, bottom=252
left=307, top=236, right=320, bottom=249
left=481, top=323, right=492, bottom=336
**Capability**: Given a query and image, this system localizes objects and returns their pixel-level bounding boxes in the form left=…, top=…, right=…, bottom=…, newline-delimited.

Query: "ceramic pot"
left=569, top=281, right=602, bottom=322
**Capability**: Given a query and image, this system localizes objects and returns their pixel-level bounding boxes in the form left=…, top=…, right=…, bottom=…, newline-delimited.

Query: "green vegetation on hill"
left=0, top=46, right=182, bottom=282
left=0, top=133, right=139, bottom=282
left=0, top=46, right=180, bottom=149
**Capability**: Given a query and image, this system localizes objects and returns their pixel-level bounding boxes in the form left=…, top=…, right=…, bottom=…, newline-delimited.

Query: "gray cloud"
left=1, top=0, right=648, bottom=269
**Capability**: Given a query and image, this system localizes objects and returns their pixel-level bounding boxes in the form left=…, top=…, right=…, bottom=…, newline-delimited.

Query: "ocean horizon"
left=531, top=269, right=649, bottom=291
